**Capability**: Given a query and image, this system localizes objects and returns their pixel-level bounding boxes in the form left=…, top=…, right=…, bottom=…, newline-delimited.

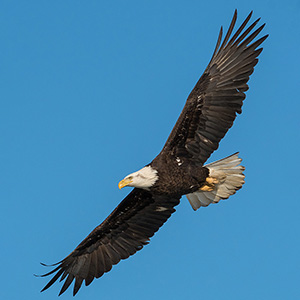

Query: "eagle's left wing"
left=39, top=188, right=180, bottom=296
left=161, top=10, right=268, bottom=165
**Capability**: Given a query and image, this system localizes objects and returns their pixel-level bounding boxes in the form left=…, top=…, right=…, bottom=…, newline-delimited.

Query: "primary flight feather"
left=39, top=10, right=268, bottom=296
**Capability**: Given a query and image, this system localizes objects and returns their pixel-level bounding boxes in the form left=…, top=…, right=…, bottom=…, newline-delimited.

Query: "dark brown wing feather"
left=161, top=10, right=268, bottom=165
left=40, top=189, right=180, bottom=296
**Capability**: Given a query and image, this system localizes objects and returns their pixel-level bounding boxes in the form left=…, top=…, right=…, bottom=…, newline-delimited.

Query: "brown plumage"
left=39, top=10, right=267, bottom=296
left=161, top=11, right=267, bottom=165
left=41, top=189, right=180, bottom=296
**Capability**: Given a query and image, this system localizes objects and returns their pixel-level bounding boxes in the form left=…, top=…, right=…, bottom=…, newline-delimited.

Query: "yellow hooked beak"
left=118, top=178, right=133, bottom=189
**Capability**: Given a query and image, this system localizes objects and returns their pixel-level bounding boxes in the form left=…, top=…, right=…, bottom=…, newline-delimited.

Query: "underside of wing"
left=40, top=189, right=180, bottom=296
left=162, top=10, right=268, bottom=165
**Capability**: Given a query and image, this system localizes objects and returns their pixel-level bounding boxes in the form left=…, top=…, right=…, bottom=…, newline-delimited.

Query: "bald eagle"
left=40, top=10, right=267, bottom=296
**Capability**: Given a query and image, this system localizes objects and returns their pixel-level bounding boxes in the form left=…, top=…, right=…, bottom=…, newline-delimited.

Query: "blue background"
left=1, top=1, right=299, bottom=299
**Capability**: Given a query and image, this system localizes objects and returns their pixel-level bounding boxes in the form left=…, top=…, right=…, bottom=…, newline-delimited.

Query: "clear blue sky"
left=1, top=1, right=299, bottom=299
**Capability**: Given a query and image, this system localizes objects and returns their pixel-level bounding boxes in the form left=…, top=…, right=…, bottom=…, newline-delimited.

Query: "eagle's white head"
left=118, top=166, right=158, bottom=190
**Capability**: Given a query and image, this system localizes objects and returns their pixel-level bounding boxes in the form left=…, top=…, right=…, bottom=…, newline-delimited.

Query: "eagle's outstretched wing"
left=40, top=189, right=180, bottom=296
left=161, top=10, right=268, bottom=165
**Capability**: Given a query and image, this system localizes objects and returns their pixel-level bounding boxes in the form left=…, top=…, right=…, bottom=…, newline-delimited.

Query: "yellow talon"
left=206, top=177, right=219, bottom=184
left=200, top=184, right=214, bottom=192
left=200, top=177, right=219, bottom=191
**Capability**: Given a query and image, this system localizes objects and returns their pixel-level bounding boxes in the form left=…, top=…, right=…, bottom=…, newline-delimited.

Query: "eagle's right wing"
left=40, top=188, right=180, bottom=296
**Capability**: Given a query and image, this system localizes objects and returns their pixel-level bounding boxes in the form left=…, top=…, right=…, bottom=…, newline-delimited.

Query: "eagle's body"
left=150, top=158, right=209, bottom=196
left=40, top=10, right=268, bottom=296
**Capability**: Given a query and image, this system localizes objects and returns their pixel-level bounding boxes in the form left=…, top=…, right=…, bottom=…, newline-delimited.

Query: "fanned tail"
left=186, top=153, right=245, bottom=211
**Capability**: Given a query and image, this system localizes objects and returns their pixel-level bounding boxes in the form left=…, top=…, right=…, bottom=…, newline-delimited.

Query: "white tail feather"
left=186, top=153, right=245, bottom=211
